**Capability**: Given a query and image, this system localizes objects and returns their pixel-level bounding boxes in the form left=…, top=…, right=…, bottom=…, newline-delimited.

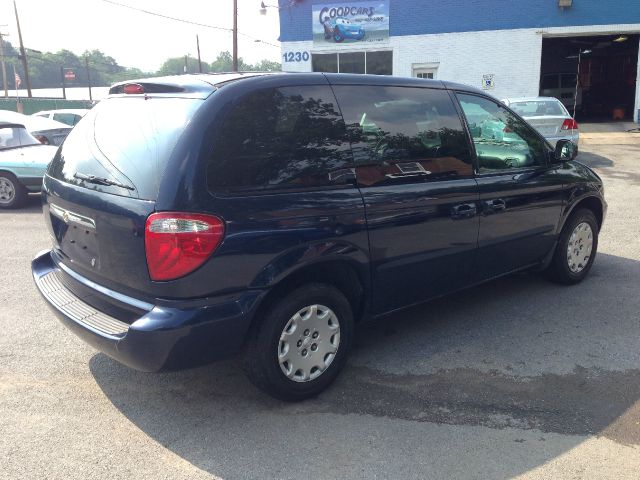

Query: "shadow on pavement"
left=0, top=193, right=42, bottom=214
left=90, top=252, right=640, bottom=479
left=576, top=151, right=614, bottom=169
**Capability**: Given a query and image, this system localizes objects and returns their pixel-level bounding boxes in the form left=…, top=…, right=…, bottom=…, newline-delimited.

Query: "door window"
left=333, top=85, right=473, bottom=186
left=208, top=85, right=352, bottom=192
left=53, top=113, right=78, bottom=126
left=457, top=94, right=548, bottom=172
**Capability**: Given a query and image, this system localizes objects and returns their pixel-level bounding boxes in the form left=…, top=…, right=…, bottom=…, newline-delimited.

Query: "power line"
left=99, top=0, right=232, bottom=32
left=97, top=0, right=280, bottom=48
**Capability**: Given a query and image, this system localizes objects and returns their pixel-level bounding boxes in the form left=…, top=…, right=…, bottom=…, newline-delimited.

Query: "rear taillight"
left=561, top=119, right=579, bottom=130
left=144, top=212, right=225, bottom=281
left=34, top=134, right=50, bottom=144
left=123, top=83, right=145, bottom=94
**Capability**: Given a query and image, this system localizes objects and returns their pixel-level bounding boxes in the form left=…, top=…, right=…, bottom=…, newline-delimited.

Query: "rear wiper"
left=74, top=172, right=135, bottom=191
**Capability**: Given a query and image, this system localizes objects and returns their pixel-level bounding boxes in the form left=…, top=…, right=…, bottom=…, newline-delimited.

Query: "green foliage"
left=0, top=41, right=280, bottom=90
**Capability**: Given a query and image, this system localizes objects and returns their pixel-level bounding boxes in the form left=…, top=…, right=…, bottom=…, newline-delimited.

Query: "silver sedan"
left=502, top=96, right=580, bottom=150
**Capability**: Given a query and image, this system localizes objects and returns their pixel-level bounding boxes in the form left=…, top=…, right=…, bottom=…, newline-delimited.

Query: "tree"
left=209, top=51, right=280, bottom=72
left=157, top=56, right=202, bottom=76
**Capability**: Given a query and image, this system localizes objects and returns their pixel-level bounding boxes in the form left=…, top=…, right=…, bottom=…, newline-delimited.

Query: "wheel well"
left=250, top=261, right=367, bottom=333
left=572, top=196, right=603, bottom=231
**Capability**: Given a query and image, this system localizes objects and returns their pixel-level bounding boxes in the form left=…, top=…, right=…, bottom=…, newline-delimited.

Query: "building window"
left=312, top=53, right=338, bottom=73
left=311, top=51, right=392, bottom=75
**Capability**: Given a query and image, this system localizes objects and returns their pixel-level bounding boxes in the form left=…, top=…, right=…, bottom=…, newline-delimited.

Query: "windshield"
left=0, top=126, right=40, bottom=150
left=509, top=100, right=567, bottom=117
left=47, top=96, right=202, bottom=200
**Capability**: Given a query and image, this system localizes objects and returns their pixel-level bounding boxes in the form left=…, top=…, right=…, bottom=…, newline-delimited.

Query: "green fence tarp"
left=0, top=98, right=93, bottom=115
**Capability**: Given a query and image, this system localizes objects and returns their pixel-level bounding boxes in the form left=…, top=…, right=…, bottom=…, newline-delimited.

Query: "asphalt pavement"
left=1, top=134, right=639, bottom=479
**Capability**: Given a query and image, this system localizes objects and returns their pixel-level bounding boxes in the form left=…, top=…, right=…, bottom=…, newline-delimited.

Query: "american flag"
left=14, top=72, right=21, bottom=88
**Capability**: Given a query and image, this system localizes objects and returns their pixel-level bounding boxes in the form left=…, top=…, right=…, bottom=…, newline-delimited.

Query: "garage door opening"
left=540, top=34, right=639, bottom=122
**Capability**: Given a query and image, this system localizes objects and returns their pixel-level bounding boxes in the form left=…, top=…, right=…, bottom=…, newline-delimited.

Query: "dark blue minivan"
left=32, top=73, right=605, bottom=400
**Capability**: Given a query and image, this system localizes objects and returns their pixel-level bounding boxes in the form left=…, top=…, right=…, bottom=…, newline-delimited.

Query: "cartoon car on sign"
left=323, top=17, right=365, bottom=42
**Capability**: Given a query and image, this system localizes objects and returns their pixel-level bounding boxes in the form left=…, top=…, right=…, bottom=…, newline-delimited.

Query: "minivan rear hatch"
left=44, top=82, right=211, bottom=297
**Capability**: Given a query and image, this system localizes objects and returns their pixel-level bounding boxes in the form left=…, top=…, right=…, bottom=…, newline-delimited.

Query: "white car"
left=0, top=122, right=58, bottom=208
left=32, top=108, right=89, bottom=127
left=502, top=97, right=579, bottom=150
left=0, top=110, right=71, bottom=146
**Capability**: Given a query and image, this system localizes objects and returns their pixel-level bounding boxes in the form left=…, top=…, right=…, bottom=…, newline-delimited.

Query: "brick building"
left=278, top=0, right=640, bottom=121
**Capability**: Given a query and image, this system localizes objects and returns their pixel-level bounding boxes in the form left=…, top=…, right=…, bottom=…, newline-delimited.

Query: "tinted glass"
left=541, top=75, right=558, bottom=89
left=48, top=97, right=202, bottom=199
left=457, top=94, right=547, bottom=172
left=561, top=74, right=577, bottom=88
left=312, top=53, right=338, bottom=73
left=53, top=113, right=78, bottom=126
left=366, top=51, right=393, bottom=75
left=208, top=86, right=352, bottom=192
left=333, top=85, right=473, bottom=185
left=339, top=52, right=365, bottom=74
left=509, top=100, right=567, bottom=116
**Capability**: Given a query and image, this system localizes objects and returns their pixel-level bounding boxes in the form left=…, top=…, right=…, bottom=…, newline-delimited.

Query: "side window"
left=208, top=85, right=351, bottom=192
left=53, top=113, right=76, bottom=126
left=332, top=85, right=473, bottom=186
left=457, top=94, right=547, bottom=172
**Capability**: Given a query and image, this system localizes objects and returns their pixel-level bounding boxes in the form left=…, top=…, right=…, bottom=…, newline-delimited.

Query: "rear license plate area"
left=50, top=204, right=100, bottom=269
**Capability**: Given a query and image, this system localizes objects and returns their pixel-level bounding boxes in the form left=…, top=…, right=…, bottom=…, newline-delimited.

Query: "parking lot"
left=1, top=133, right=639, bottom=479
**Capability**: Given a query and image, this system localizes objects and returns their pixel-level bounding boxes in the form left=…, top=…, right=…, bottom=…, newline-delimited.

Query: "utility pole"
left=232, top=0, right=238, bottom=71
left=60, top=66, right=66, bottom=100
left=184, top=55, right=188, bottom=74
left=196, top=35, right=202, bottom=73
left=85, top=56, right=92, bottom=101
left=13, top=0, right=31, bottom=97
left=0, top=29, right=8, bottom=98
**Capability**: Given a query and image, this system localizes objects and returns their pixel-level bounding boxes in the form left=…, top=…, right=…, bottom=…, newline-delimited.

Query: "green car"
left=0, top=123, right=59, bottom=208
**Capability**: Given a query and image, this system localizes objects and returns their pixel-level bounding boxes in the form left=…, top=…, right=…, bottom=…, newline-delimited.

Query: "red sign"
left=64, top=70, right=76, bottom=81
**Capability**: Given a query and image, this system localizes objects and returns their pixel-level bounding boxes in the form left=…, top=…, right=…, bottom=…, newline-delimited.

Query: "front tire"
left=0, top=172, right=27, bottom=209
left=545, top=208, right=599, bottom=284
left=245, top=283, right=353, bottom=401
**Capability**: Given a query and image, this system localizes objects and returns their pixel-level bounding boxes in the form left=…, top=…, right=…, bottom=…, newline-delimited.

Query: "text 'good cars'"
left=0, top=122, right=59, bottom=208
left=32, top=73, right=606, bottom=401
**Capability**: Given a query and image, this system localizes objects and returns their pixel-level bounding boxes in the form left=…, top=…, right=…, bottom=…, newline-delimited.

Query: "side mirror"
left=554, top=139, right=577, bottom=162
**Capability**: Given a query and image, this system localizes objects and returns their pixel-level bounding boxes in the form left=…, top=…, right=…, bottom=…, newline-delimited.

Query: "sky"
left=0, top=0, right=282, bottom=72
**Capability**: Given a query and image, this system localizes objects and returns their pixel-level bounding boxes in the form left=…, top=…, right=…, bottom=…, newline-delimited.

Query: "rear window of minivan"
left=48, top=96, right=202, bottom=200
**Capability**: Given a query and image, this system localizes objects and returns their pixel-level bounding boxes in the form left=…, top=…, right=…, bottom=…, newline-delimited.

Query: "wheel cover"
left=0, top=177, right=15, bottom=204
left=567, top=222, right=593, bottom=273
left=277, top=304, right=341, bottom=383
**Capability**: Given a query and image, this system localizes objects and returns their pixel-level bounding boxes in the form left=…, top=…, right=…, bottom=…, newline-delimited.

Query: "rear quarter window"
left=207, top=85, right=352, bottom=193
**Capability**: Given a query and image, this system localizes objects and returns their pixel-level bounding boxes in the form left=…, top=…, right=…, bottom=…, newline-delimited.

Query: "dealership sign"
left=312, top=1, right=390, bottom=46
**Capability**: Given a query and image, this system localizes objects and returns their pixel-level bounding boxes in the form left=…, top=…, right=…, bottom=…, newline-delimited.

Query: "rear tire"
left=0, top=172, right=27, bottom=209
left=545, top=208, right=598, bottom=284
left=245, top=283, right=353, bottom=401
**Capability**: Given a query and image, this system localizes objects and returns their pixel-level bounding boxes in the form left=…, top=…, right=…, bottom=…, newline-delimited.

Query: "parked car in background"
left=323, top=17, right=365, bottom=42
left=33, top=73, right=605, bottom=401
left=540, top=73, right=581, bottom=112
left=0, top=122, right=58, bottom=208
left=0, top=110, right=71, bottom=146
left=33, top=108, right=89, bottom=127
left=502, top=97, right=579, bottom=151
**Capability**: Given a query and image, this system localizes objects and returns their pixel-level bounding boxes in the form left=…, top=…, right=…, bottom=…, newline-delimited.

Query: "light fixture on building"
left=558, top=0, right=573, bottom=8
left=613, top=35, right=629, bottom=43
left=260, top=0, right=300, bottom=15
